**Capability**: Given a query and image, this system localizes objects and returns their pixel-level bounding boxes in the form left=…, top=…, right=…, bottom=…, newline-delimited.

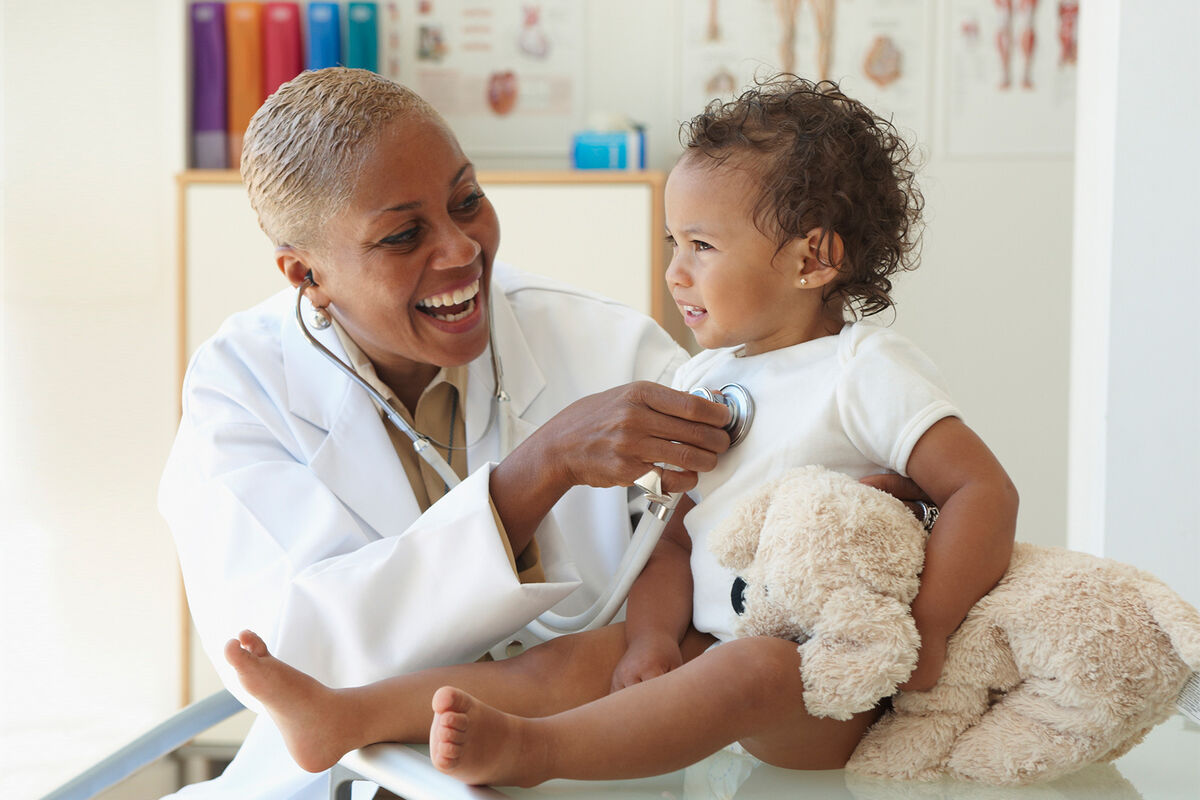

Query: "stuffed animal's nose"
left=731, top=577, right=747, bottom=615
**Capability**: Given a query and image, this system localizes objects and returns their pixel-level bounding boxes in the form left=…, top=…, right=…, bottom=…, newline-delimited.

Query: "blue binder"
left=346, top=3, right=379, bottom=72
left=307, top=2, right=342, bottom=70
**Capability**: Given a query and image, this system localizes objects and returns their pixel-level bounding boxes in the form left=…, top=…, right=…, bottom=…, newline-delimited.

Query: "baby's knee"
left=709, top=636, right=805, bottom=694
left=506, top=633, right=575, bottom=676
left=506, top=625, right=622, bottom=680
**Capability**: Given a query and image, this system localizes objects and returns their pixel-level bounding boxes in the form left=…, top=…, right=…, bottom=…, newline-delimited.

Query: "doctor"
left=159, top=68, right=731, bottom=799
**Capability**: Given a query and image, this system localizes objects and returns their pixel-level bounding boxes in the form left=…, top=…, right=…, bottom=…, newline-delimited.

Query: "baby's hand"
left=898, top=631, right=948, bottom=692
left=610, top=632, right=682, bottom=693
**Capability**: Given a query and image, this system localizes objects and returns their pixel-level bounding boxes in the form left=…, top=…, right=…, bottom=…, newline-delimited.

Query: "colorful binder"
left=307, top=3, right=342, bottom=70
left=346, top=3, right=379, bottom=72
left=226, top=2, right=264, bottom=166
left=263, top=3, right=302, bottom=96
left=190, top=2, right=227, bottom=169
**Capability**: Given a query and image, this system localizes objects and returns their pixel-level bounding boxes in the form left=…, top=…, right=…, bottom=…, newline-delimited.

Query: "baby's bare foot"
left=224, top=630, right=354, bottom=773
left=429, top=686, right=546, bottom=787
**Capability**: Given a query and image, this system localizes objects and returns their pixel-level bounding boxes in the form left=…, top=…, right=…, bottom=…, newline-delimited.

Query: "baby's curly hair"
left=680, top=76, right=923, bottom=317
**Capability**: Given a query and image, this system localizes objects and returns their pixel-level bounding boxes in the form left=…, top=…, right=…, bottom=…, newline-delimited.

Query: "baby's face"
left=664, top=158, right=814, bottom=355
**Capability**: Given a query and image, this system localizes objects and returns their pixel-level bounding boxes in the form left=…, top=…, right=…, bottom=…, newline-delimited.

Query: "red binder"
left=226, top=2, right=264, bottom=166
left=263, top=3, right=303, bottom=97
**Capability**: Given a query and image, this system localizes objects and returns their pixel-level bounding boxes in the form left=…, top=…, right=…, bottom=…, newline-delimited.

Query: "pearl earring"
left=311, top=305, right=332, bottom=330
left=799, top=277, right=808, bottom=286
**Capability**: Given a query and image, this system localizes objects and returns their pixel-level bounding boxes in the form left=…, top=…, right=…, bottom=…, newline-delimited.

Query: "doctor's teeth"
left=419, top=279, right=480, bottom=309
left=429, top=297, right=475, bottom=321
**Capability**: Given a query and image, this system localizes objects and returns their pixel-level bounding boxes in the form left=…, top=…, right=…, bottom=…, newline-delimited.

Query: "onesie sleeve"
left=836, top=325, right=960, bottom=476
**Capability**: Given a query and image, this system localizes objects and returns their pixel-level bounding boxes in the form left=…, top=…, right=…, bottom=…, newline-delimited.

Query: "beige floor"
left=502, top=716, right=1199, bottom=800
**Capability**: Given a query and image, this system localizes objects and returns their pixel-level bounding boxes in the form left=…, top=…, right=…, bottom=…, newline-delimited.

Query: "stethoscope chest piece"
left=690, top=383, right=754, bottom=447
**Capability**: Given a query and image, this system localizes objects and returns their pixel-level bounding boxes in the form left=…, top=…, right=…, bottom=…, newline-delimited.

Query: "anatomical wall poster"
left=680, top=0, right=932, bottom=143
left=945, top=0, right=1078, bottom=156
left=383, top=0, right=585, bottom=156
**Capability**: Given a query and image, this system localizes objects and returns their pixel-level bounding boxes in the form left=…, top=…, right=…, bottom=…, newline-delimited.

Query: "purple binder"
left=191, top=2, right=228, bottom=169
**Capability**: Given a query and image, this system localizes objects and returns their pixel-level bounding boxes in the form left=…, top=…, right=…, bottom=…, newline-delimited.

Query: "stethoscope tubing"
left=295, top=278, right=462, bottom=488
left=295, top=281, right=673, bottom=648
left=519, top=490, right=681, bottom=641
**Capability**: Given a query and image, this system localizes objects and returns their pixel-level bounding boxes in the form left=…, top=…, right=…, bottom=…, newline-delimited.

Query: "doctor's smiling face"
left=281, top=115, right=500, bottom=400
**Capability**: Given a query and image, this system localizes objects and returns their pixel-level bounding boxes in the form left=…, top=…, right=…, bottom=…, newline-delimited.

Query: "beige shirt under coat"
left=332, top=321, right=543, bottom=583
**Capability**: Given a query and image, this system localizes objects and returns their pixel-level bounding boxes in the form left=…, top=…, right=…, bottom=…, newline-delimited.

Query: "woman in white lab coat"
left=159, top=68, right=731, bottom=799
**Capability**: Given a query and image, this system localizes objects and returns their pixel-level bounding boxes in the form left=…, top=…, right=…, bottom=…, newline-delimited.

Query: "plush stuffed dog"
left=708, top=465, right=1200, bottom=786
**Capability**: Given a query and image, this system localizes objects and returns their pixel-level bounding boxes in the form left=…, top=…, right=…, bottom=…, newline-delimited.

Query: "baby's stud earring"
left=799, top=277, right=808, bottom=286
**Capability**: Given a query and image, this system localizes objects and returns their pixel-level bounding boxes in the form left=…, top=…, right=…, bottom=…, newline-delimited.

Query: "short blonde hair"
left=241, top=67, right=443, bottom=249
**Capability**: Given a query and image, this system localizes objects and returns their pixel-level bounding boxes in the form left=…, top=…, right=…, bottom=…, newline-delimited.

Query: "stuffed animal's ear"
left=799, top=587, right=920, bottom=720
left=708, top=475, right=786, bottom=572
left=1140, top=577, right=1200, bottom=671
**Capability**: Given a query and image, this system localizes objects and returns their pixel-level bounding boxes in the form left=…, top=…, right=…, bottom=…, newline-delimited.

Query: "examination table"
left=42, top=688, right=1199, bottom=800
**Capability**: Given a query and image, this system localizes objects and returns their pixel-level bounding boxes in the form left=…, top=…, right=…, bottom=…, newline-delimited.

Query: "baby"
left=225, top=76, right=1018, bottom=787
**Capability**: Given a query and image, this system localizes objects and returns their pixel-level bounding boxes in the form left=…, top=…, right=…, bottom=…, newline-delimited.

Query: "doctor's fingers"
left=629, top=381, right=734, bottom=431
left=642, top=434, right=725, bottom=475
left=613, top=383, right=732, bottom=456
left=657, top=467, right=700, bottom=495
left=858, top=472, right=929, bottom=501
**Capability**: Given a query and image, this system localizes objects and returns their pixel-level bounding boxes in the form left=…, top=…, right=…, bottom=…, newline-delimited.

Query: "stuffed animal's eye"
left=731, top=577, right=747, bottom=615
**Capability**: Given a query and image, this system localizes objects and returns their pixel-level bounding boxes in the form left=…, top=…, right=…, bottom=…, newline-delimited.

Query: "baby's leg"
left=430, top=635, right=880, bottom=787
left=225, top=624, right=639, bottom=773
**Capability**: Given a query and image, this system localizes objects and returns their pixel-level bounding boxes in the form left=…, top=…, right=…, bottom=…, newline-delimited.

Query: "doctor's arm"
left=898, top=416, right=1018, bottom=691
left=489, top=382, right=730, bottom=558
left=163, top=394, right=583, bottom=703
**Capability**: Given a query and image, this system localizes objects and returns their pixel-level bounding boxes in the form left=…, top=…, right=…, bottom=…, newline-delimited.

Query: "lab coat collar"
left=282, top=276, right=546, bottom=433
left=466, top=273, right=546, bottom=440
left=278, top=276, right=547, bottom=535
left=280, top=293, right=420, bottom=538
left=281, top=292, right=353, bottom=429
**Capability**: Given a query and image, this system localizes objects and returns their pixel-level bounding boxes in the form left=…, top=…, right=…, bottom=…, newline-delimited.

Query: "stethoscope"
left=294, top=279, right=754, bottom=654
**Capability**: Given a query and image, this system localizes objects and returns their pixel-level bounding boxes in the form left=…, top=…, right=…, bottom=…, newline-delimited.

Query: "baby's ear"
left=788, top=227, right=844, bottom=289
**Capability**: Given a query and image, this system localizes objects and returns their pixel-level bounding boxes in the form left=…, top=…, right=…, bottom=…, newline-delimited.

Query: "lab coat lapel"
left=281, top=298, right=420, bottom=538
left=467, top=284, right=545, bottom=452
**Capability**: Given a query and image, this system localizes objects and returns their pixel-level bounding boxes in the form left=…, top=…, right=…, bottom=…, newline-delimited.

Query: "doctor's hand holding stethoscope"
left=491, top=379, right=732, bottom=542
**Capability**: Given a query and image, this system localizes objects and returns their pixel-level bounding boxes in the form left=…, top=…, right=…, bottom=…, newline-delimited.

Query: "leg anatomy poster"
left=680, top=0, right=933, bottom=142
left=946, top=0, right=1078, bottom=155
left=383, top=1, right=584, bottom=156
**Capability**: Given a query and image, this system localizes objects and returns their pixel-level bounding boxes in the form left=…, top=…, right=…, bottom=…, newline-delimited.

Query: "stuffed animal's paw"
left=799, top=588, right=919, bottom=719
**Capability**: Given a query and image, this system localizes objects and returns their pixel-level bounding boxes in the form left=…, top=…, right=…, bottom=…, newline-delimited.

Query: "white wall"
left=1, top=1, right=1077, bottom=796
left=1070, top=0, right=1200, bottom=610
left=0, top=2, right=187, bottom=796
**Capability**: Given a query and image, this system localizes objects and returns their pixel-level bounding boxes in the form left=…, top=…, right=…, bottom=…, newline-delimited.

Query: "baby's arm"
left=610, top=495, right=697, bottom=691
left=901, top=417, right=1018, bottom=690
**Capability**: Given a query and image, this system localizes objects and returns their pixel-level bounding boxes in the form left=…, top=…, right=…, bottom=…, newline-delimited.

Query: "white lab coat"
left=159, top=262, right=687, bottom=799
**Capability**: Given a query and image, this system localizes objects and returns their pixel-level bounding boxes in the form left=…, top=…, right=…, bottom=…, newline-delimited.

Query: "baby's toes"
left=431, top=719, right=467, bottom=767
left=224, top=638, right=253, bottom=671
left=237, top=629, right=270, bottom=657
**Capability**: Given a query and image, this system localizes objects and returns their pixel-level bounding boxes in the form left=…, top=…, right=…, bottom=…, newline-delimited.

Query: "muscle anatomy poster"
left=946, top=0, right=1078, bottom=155
left=680, top=0, right=932, bottom=142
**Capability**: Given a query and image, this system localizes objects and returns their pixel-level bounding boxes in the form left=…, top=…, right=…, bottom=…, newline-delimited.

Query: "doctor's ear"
left=788, top=228, right=845, bottom=290
left=275, top=246, right=310, bottom=287
left=277, top=247, right=332, bottom=309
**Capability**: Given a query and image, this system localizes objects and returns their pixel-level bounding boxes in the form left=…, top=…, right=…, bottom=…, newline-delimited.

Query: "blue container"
left=572, top=129, right=645, bottom=170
